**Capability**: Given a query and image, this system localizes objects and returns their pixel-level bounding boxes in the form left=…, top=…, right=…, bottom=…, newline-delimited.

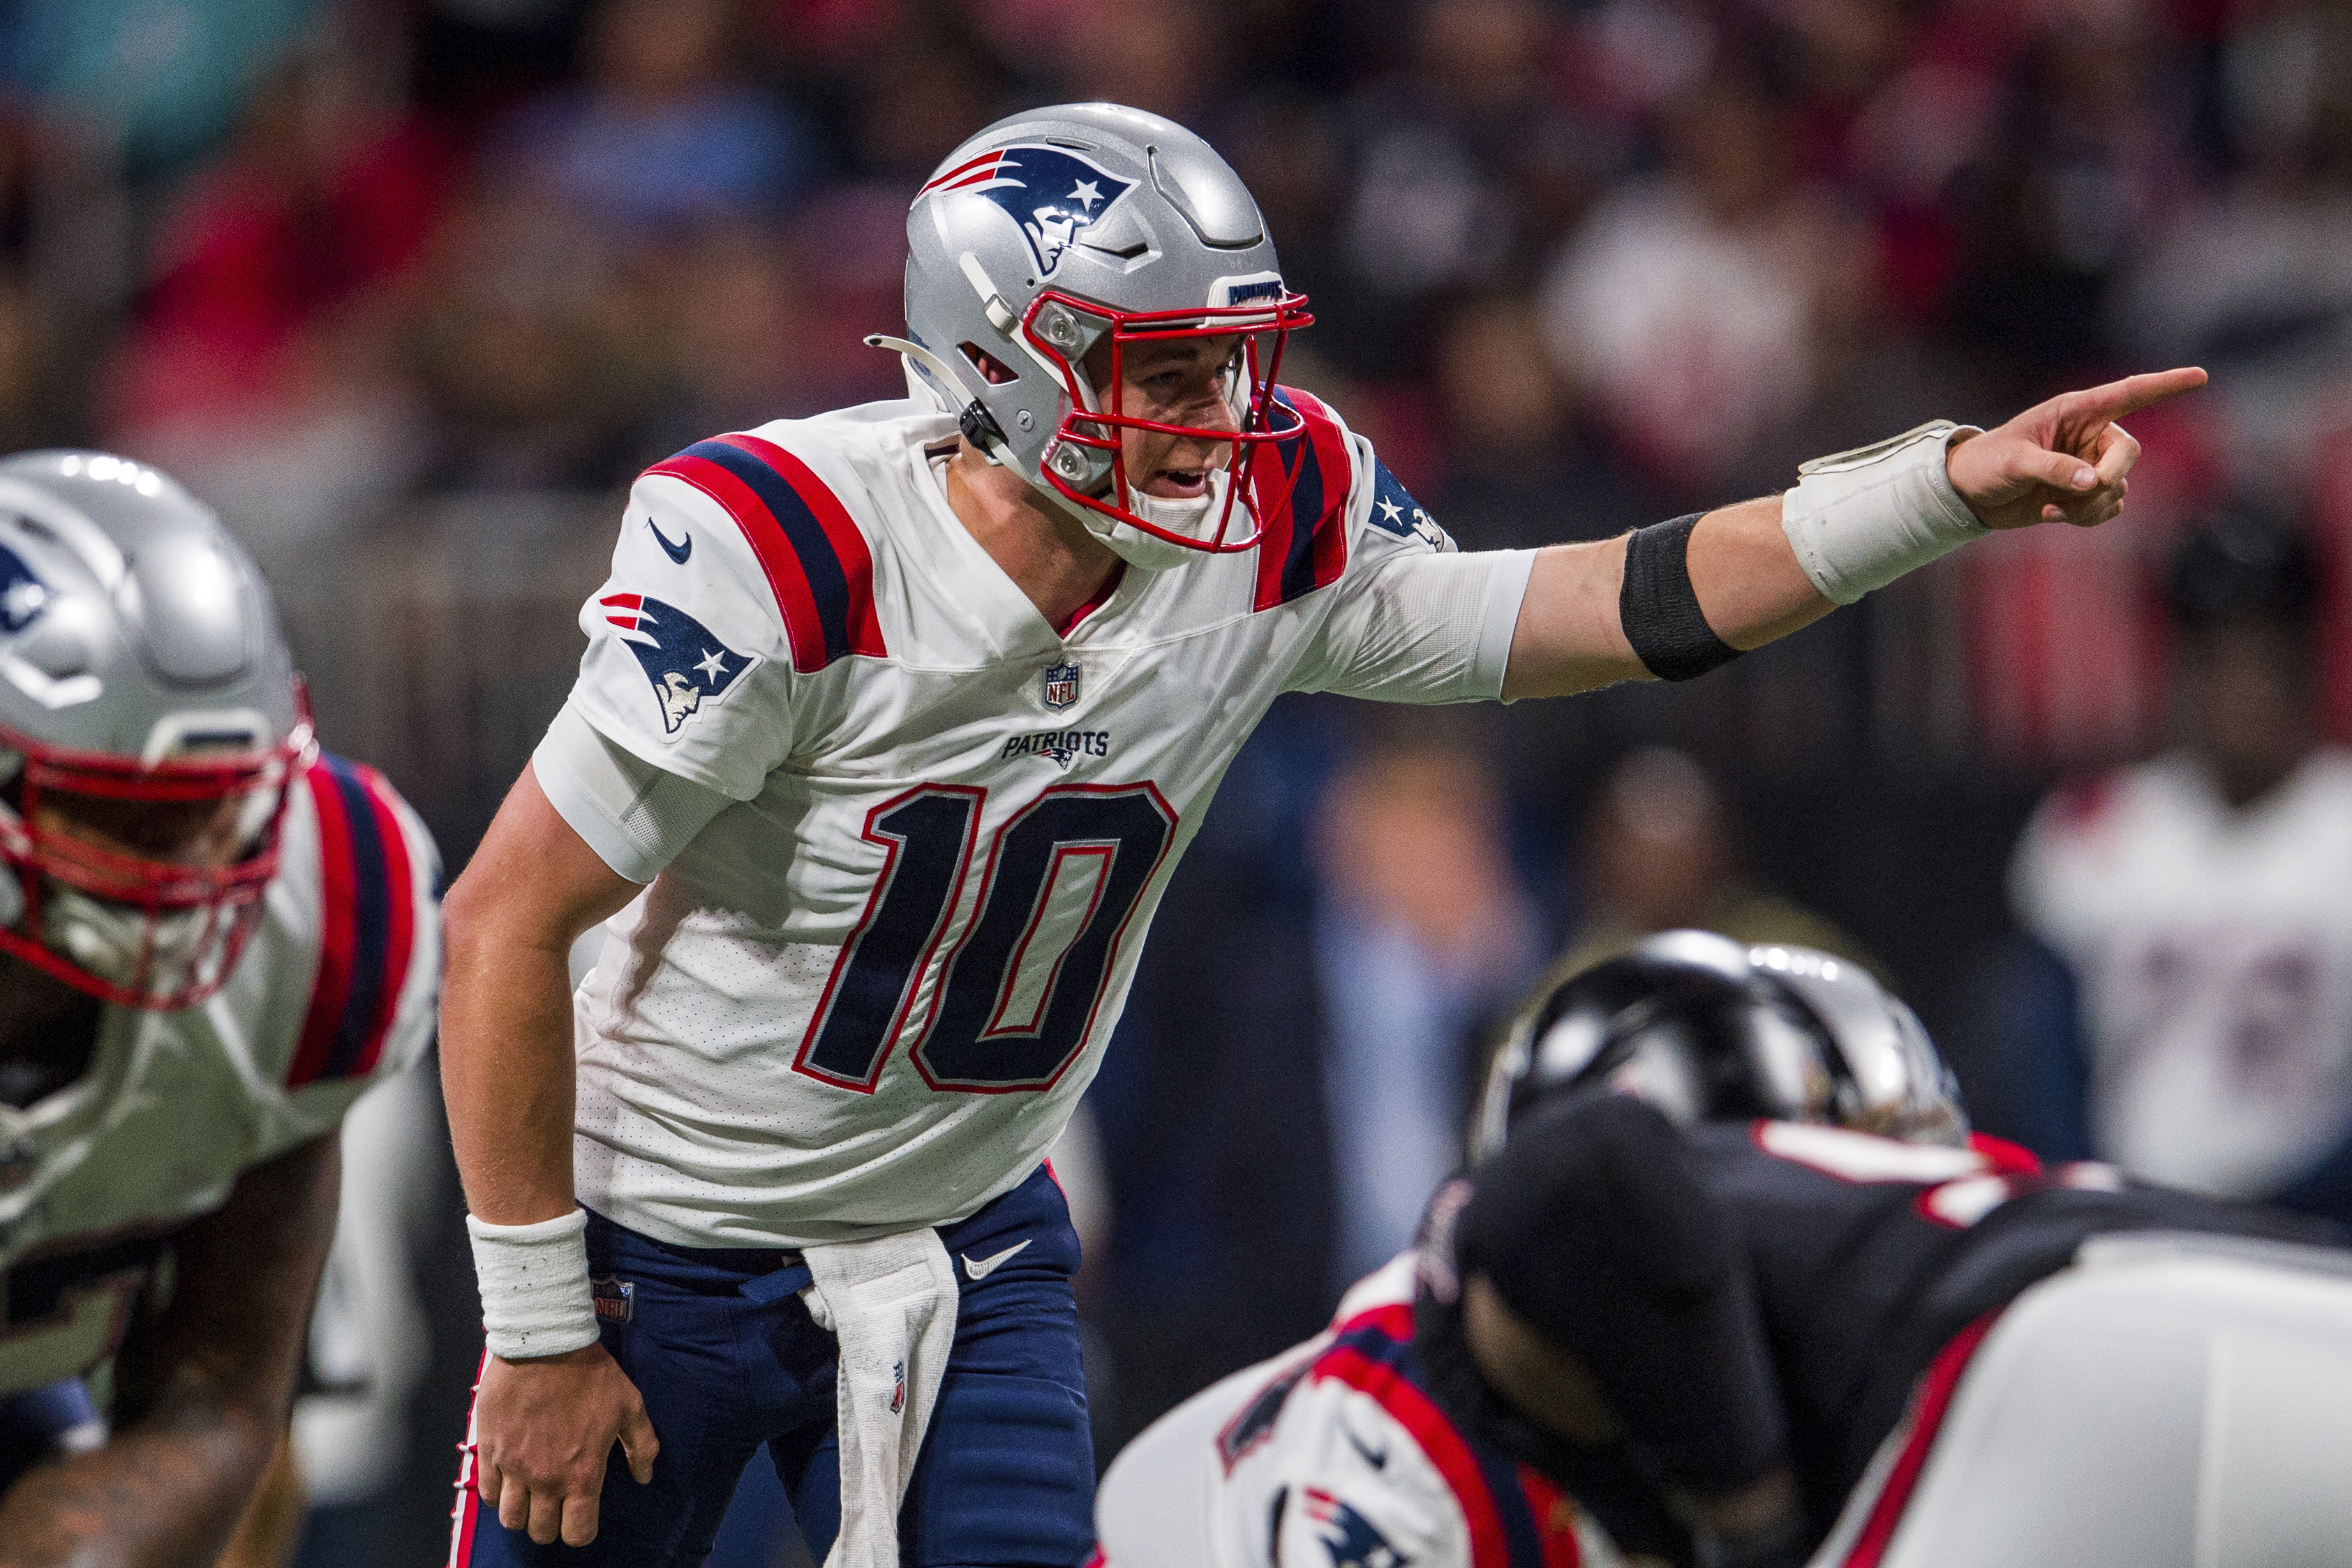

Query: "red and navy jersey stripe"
left=646, top=433, right=887, bottom=674
left=288, top=754, right=422, bottom=1089
left=1313, top=1304, right=1580, bottom=1568
left=1250, top=388, right=1352, bottom=613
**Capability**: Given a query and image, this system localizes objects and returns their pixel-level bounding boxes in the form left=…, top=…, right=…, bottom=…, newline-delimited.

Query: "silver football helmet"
left=881, top=103, right=1313, bottom=569
left=0, top=451, right=310, bottom=1008
left=1475, top=929, right=1970, bottom=1160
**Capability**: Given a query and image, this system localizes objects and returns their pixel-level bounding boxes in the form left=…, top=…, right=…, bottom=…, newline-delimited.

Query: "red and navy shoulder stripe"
left=646, top=433, right=888, bottom=673
left=287, top=754, right=423, bottom=1090
left=1249, top=387, right=1353, bottom=612
left=1313, top=1304, right=1582, bottom=1568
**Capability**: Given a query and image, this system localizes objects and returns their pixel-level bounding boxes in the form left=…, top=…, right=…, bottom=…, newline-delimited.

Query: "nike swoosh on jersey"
left=1342, top=1421, right=1388, bottom=1470
left=647, top=516, right=692, bottom=564
left=960, top=1239, right=1032, bottom=1280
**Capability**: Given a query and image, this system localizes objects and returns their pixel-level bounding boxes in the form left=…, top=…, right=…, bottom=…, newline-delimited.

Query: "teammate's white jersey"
left=2010, top=747, right=2352, bottom=1197
left=551, top=391, right=1533, bottom=1248
left=1096, top=1255, right=1616, bottom=1568
left=0, top=755, right=440, bottom=1395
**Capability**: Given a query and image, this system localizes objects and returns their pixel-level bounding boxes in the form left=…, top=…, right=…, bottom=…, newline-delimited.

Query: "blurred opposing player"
left=0, top=452, right=439, bottom=1564
left=1100, top=933, right=2352, bottom=1568
left=437, top=100, right=2205, bottom=1566
left=2011, top=513, right=2352, bottom=1216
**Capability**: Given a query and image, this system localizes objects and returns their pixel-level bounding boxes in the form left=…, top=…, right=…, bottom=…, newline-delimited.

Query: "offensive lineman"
left=0, top=452, right=440, bottom=1564
left=438, top=103, right=2205, bottom=1566
left=1096, top=933, right=2352, bottom=1568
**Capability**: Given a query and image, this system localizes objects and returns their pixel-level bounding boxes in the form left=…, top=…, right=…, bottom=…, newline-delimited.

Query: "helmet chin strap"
left=1125, top=483, right=1216, bottom=535
left=1079, top=474, right=1228, bottom=571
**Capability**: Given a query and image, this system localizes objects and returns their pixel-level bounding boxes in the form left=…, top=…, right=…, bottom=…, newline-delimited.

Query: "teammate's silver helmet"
left=884, top=103, right=1313, bottom=569
left=1475, top=929, right=1970, bottom=1160
left=0, top=451, right=311, bottom=1008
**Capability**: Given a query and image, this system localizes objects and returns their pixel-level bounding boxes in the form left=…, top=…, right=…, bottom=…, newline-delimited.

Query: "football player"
left=437, top=103, right=2205, bottom=1566
left=2009, top=514, right=2352, bottom=1215
left=0, top=452, right=440, bottom=1565
left=1096, top=933, right=2352, bottom=1568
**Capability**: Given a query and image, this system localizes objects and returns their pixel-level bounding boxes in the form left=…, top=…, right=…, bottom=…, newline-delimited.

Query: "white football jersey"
left=555, top=391, right=1532, bottom=1248
left=0, top=755, right=441, bottom=1396
left=2010, top=748, right=2352, bottom=1197
left=1096, top=1255, right=1614, bottom=1568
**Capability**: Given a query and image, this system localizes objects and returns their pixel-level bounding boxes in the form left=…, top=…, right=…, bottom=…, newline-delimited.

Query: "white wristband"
left=466, top=1208, right=600, bottom=1361
left=1780, top=419, right=1987, bottom=605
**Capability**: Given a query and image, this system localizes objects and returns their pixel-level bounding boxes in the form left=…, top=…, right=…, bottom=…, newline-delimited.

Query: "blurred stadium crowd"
left=5, top=0, right=2352, bottom=1562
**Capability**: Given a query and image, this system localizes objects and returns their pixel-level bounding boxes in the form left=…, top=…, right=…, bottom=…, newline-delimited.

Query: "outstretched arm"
left=1500, top=368, right=2208, bottom=701
left=0, top=1133, right=337, bottom=1568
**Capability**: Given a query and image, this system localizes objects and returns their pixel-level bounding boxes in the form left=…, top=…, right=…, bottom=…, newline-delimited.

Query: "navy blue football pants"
left=450, top=1165, right=1094, bottom=1567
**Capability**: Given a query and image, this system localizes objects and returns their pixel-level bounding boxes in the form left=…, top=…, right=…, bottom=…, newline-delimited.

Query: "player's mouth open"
left=1149, top=467, right=1210, bottom=498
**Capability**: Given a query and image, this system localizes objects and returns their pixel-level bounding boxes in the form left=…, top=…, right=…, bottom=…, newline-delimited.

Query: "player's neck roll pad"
left=1457, top=1092, right=1789, bottom=1497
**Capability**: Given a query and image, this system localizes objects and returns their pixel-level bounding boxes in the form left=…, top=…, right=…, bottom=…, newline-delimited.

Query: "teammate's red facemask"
left=1022, top=285, right=1315, bottom=554
left=0, top=704, right=315, bottom=1010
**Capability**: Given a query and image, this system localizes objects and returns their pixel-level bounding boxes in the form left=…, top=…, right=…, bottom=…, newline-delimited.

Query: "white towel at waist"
left=800, top=1229, right=960, bottom=1568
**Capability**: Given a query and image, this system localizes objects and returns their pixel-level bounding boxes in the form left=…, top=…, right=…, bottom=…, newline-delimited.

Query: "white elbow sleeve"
left=532, top=701, right=733, bottom=883
left=1780, top=420, right=1987, bottom=605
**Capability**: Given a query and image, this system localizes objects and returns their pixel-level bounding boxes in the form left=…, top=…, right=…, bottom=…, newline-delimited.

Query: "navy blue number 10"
left=793, top=783, right=1176, bottom=1092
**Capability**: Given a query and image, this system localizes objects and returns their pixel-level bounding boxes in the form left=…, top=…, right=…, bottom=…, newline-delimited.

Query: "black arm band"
left=1620, top=512, right=1743, bottom=682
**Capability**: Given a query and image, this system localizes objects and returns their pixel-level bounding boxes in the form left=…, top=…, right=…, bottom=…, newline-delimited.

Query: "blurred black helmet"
left=2161, top=512, right=2319, bottom=631
left=1473, top=929, right=1968, bottom=1160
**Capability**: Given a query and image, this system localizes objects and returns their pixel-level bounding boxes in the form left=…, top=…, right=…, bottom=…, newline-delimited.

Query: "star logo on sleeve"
left=599, top=592, right=756, bottom=733
left=1364, top=461, right=1453, bottom=553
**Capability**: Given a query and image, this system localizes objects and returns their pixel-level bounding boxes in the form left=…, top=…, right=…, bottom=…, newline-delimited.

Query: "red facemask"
left=1023, top=285, right=1316, bottom=553
left=0, top=705, right=315, bottom=1010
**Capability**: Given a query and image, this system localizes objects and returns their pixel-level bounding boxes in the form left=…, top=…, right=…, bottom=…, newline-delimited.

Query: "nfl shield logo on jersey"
left=1041, top=661, right=1080, bottom=711
left=600, top=592, right=754, bottom=734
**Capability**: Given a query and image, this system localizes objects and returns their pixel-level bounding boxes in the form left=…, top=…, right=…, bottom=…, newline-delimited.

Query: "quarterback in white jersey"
left=556, top=384, right=1519, bottom=1249
left=437, top=101, right=2200, bottom=1567
left=2011, top=514, right=2352, bottom=1204
left=0, top=451, right=439, bottom=1564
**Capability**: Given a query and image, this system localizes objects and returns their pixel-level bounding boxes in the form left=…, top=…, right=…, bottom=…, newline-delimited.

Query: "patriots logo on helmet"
left=919, top=146, right=1136, bottom=278
left=1302, top=1488, right=1409, bottom=1568
left=0, top=544, right=50, bottom=634
left=600, top=592, right=752, bottom=734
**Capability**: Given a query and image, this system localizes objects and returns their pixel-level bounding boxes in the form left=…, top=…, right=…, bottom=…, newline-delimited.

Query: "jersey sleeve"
left=276, top=756, right=444, bottom=1144
left=565, top=440, right=840, bottom=800
left=1267, top=1394, right=1471, bottom=1568
left=1278, top=405, right=1535, bottom=704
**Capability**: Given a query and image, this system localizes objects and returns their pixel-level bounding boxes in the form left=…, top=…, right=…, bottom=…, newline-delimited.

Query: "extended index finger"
left=2067, top=366, right=2208, bottom=424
